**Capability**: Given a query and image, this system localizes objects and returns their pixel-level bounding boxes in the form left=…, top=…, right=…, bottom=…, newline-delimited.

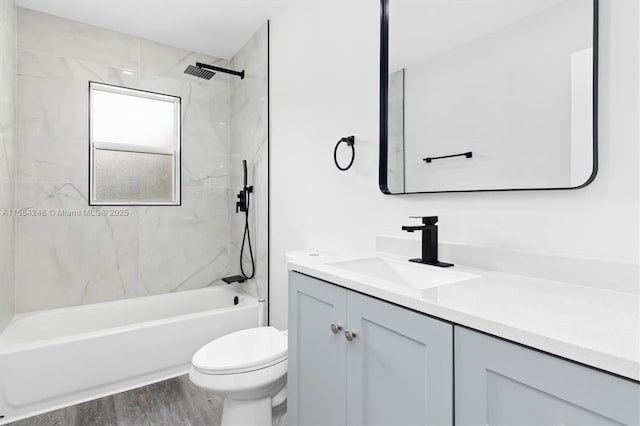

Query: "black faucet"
left=401, top=216, right=453, bottom=267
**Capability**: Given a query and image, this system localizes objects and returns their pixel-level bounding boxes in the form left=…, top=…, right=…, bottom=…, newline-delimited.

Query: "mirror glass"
left=380, top=0, right=598, bottom=194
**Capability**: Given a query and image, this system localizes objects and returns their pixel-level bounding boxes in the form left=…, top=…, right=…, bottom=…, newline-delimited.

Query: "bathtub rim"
left=0, top=285, right=258, bottom=354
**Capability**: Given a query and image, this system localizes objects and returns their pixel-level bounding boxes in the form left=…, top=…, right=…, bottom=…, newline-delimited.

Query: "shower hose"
left=240, top=189, right=255, bottom=280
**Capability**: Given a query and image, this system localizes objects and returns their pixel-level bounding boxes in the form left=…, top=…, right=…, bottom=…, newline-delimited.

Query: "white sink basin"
left=326, top=256, right=478, bottom=296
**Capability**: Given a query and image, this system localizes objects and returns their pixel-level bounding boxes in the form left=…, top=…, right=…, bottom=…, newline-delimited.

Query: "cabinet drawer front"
left=455, top=327, right=640, bottom=425
left=289, top=272, right=348, bottom=426
left=346, top=291, right=453, bottom=426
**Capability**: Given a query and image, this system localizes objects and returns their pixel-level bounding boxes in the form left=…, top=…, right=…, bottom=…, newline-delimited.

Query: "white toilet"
left=189, top=326, right=288, bottom=426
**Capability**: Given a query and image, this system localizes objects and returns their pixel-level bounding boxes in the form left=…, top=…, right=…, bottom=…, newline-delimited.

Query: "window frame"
left=88, top=81, right=181, bottom=206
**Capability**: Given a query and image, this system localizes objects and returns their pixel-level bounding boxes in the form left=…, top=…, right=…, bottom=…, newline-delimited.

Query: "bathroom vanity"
left=287, top=252, right=639, bottom=425
left=288, top=272, right=452, bottom=425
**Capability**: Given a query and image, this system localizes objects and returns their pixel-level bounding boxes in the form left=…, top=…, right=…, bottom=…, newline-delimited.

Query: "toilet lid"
left=192, top=326, right=288, bottom=374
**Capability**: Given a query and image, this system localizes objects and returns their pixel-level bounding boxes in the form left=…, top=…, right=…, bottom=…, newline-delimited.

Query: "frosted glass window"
left=94, top=151, right=174, bottom=202
left=89, top=82, right=180, bottom=205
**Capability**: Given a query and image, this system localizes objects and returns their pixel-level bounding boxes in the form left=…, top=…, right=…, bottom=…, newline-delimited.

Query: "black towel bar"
left=423, top=151, right=472, bottom=163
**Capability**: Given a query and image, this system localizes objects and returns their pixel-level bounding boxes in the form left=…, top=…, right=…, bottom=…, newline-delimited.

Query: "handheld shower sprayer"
left=243, top=159, right=248, bottom=188
left=222, top=161, right=255, bottom=285
left=237, top=160, right=255, bottom=280
left=235, top=160, right=252, bottom=213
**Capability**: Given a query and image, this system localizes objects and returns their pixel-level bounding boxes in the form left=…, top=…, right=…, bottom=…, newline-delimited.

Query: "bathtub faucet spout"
left=222, top=275, right=246, bottom=284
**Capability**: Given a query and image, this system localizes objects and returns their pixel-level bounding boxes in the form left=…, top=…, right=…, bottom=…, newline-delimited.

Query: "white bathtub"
left=0, top=285, right=259, bottom=424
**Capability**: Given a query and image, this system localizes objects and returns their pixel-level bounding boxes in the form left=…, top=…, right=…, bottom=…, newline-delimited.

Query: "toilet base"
left=222, top=396, right=272, bottom=426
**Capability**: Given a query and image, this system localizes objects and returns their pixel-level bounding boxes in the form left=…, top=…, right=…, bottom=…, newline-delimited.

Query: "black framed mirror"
left=380, top=0, right=599, bottom=194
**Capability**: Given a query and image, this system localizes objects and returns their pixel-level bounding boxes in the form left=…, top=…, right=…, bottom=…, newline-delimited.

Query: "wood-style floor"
left=9, top=375, right=287, bottom=426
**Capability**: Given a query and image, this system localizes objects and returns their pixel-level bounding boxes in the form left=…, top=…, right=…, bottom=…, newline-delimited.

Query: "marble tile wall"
left=0, top=0, right=16, bottom=330
left=14, top=8, right=235, bottom=312
left=229, top=24, right=269, bottom=307
left=387, top=69, right=404, bottom=193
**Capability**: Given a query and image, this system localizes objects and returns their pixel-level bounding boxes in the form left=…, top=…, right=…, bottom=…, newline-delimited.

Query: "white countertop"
left=288, top=252, right=640, bottom=382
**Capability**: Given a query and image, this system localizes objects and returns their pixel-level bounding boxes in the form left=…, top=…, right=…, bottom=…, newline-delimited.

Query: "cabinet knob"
left=330, top=323, right=342, bottom=334
left=345, top=330, right=357, bottom=341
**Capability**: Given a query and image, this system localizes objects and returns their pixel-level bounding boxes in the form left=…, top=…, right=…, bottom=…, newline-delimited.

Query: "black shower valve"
left=236, top=186, right=253, bottom=213
left=236, top=190, right=246, bottom=213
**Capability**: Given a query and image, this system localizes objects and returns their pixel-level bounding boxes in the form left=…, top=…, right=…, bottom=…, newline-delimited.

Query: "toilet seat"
left=192, top=326, right=287, bottom=375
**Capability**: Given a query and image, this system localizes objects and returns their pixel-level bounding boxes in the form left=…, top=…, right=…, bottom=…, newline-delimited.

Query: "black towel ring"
left=334, top=136, right=355, bottom=171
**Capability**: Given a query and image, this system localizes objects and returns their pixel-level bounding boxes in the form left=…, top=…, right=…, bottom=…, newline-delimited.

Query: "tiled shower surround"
left=14, top=8, right=268, bottom=312
left=229, top=23, right=269, bottom=302
left=0, top=0, right=16, bottom=330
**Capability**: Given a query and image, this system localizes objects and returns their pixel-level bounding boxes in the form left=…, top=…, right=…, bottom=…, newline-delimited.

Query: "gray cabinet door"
left=346, top=291, right=453, bottom=426
left=288, top=272, right=348, bottom=426
left=455, top=326, right=640, bottom=425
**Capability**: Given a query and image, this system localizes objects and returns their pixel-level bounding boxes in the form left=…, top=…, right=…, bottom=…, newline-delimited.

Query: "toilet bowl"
left=189, top=326, right=288, bottom=426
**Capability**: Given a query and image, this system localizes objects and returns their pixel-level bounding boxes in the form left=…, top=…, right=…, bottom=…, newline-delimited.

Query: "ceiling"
left=15, top=0, right=290, bottom=59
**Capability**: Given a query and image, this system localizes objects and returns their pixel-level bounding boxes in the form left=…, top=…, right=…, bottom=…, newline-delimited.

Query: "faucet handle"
left=410, top=216, right=438, bottom=225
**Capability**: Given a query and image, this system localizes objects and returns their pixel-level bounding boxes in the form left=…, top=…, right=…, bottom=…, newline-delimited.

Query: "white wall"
left=269, top=0, right=639, bottom=329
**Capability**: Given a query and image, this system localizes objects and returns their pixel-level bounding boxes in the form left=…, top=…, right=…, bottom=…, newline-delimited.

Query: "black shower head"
left=184, top=64, right=215, bottom=80
left=188, top=62, right=245, bottom=80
